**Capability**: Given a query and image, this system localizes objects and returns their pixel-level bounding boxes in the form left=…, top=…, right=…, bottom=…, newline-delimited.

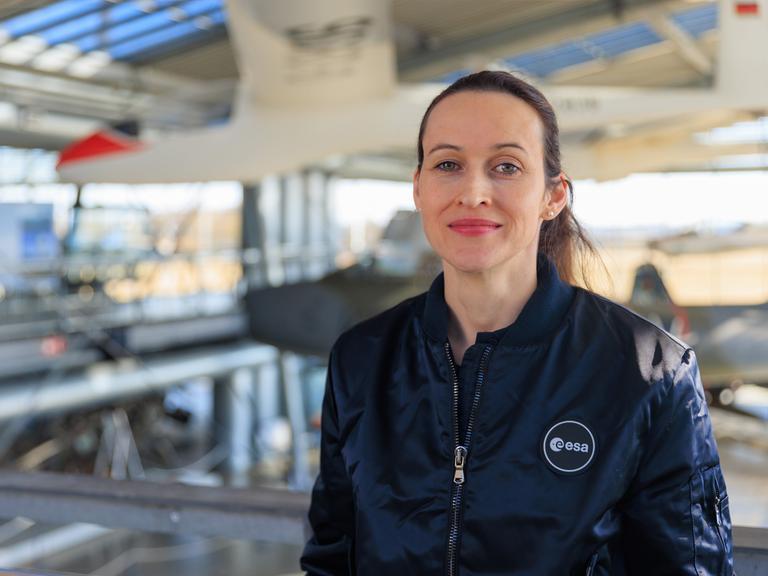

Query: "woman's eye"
left=436, top=160, right=459, bottom=171
left=494, top=162, right=520, bottom=174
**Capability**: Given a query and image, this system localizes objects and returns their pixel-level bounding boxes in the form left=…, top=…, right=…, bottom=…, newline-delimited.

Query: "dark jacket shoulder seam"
left=585, top=289, right=689, bottom=356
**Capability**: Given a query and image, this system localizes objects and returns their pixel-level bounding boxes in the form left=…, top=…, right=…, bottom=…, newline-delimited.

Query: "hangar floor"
left=9, top=407, right=768, bottom=576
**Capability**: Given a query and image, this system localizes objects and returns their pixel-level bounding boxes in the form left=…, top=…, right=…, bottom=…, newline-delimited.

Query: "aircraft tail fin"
left=629, top=263, right=675, bottom=308
left=57, top=129, right=144, bottom=170
left=629, top=263, right=691, bottom=339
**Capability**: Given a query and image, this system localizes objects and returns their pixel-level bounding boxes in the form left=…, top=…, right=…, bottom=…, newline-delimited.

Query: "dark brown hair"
left=416, top=70, right=602, bottom=288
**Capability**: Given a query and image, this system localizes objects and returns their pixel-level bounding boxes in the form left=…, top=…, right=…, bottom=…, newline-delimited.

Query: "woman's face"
left=414, top=90, right=566, bottom=275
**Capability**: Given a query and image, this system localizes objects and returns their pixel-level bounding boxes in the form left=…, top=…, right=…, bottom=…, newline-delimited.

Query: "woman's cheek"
left=419, top=218, right=441, bottom=253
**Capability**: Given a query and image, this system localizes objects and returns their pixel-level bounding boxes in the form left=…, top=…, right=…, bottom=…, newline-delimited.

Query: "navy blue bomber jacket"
left=301, top=255, right=734, bottom=575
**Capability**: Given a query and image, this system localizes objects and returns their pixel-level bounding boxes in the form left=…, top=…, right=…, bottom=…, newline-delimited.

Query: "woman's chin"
left=442, top=255, right=499, bottom=275
left=440, top=246, right=536, bottom=276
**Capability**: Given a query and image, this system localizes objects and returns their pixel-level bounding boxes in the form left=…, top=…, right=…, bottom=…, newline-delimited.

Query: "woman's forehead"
left=424, top=90, right=545, bottom=152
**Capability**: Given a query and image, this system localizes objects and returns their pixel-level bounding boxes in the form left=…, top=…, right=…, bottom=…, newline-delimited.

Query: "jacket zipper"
left=585, top=551, right=599, bottom=576
left=444, top=341, right=492, bottom=576
left=711, top=472, right=728, bottom=560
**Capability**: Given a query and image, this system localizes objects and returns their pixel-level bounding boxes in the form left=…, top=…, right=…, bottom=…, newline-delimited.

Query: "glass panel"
left=109, top=9, right=226, bottom=60
left=506, top=41, right=596, bottom=77
left=77, top=0, right=222, bottom=53
left=671, top=3, right=719, bottom=38
left=41, top=0, right=180, bottom=47
left=0, top=0, right=105, bottom=39
left=585, top=22, right=663, bottom=59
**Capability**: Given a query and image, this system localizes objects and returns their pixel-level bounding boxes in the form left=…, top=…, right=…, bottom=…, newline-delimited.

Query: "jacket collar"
left=422, top=253, right=575, bottom=347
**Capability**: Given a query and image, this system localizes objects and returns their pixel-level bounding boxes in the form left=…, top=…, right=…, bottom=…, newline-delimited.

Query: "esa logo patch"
left=541, top=420, right=596, bottom=475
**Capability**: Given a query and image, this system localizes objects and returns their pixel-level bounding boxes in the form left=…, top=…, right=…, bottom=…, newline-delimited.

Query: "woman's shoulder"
left=325, top=292, right=426, bottom=411
left=571, top=287, right=691, bottom=376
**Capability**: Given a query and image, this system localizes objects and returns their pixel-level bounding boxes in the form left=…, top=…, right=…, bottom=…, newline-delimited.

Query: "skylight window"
left=110, top=9, right=226, bottom=60
left=585, top=22, right=663, bottom=59
left=506, top=41, right=596, bottom=77
left=671, top=3, right=718, bottom=39
left=39, top=0, right=179, bottom=47
left=77, top=0, right=222, bottom=53
left=432, top=2, right=717, bottom=82
left=0, top=0, right=106, bottom=39
left=0, top=0, right=226, bottom=68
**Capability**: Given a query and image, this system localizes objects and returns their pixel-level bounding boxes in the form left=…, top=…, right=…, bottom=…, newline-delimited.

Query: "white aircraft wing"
left=58, top=0, right=424, bottom=184
left=58, top=85, right=434, bottom=184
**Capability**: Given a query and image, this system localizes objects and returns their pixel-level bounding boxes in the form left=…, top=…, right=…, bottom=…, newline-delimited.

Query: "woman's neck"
left=444, top=255, right=538, bottom=365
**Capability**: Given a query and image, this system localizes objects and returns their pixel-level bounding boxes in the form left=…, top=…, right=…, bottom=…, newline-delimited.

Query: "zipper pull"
left=453, top=446, right=468, bottom=484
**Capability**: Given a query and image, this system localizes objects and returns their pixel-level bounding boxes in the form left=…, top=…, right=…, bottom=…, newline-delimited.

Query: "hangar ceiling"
left=0, top=0, right=753, bottom=180
left=145, top=0, right=716, bottom=86
left=139, top=0, right=715, bottom=82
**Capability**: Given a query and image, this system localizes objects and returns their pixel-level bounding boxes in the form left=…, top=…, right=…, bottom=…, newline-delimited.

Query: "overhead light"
left=169, top=7, right=187, bottom=22
left=67, top=51, right=112, bottom=78
left=0, top=35, right=47, bottom=65
left=138, top=0, right=156, bottom=13
left=195, top=16, right=215, bottom=30
left=31, top=43, right=80, bottom=72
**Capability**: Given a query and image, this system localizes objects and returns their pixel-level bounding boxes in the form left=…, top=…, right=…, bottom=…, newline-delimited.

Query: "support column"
left=252, top=356, right=282, bottom=463
left=259, top=176, right=285, bottom=286
left=213, top=368, right=255, bottom=486
left=304, top=169, right=331, bottom=279
left=280, top=173, right=305, bottom=283
left=241, top=182, right=269, bottom=290
left=280, top=351, right=311, bottom=490
left=323, top=173, right=339, bottom=272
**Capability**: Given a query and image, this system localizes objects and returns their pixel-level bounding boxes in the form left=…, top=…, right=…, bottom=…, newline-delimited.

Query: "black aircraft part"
left=246, top=264, right=432, bottom=357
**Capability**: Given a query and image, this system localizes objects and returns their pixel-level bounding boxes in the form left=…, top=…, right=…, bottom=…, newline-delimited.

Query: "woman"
left=300, top=71, right=734, bottom=575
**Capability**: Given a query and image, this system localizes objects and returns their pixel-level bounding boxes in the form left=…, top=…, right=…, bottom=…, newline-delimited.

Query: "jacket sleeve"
left=618, top=349, right=734, bottom=575
left=300, top=345, right=355, bottom=576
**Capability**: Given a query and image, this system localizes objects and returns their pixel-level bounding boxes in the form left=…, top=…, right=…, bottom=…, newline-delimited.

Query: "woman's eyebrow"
left=427, top=143, right=462, bottom=155
left=427, top=142, right=528, bottom=155
left=494, top=142, right=528, bottom=154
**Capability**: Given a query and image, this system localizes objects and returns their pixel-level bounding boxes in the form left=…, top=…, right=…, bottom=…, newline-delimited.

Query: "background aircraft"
left=56, top=0, right=768, bottom=184
left=627, top=244, right=768, bottom=409
left=247, top=210, right=436, bottom=354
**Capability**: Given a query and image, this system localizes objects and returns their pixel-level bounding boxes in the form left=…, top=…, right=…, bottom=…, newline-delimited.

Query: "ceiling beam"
left=650, top=15, right=713, bottom=76
left=0, top=61, right=234, bottom=129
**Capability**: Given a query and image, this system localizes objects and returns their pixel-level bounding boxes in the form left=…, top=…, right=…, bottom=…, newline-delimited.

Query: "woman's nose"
left=457, top=171, right=492, bottom=207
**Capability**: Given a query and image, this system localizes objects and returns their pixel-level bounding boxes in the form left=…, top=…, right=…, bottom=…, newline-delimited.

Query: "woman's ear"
left=543, top=173, right=569, bottom=218
left=413, top=168, right=421, bottom=211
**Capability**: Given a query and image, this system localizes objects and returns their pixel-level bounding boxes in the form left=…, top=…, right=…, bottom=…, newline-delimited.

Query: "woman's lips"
left=448, top=218, right=502, bottom=236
